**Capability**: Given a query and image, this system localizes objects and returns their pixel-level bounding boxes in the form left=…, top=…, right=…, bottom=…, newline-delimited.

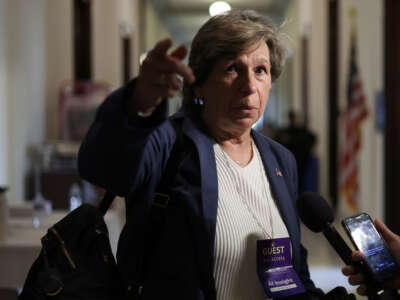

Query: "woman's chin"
left=233, top=117, right=257, bottom=131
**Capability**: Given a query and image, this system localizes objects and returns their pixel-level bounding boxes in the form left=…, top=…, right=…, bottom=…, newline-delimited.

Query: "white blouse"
left=213, top=140, right=290, bottom=300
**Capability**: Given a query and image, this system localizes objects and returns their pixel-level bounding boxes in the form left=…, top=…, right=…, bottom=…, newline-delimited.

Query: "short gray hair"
left=183, top=9, right=285, bottom=110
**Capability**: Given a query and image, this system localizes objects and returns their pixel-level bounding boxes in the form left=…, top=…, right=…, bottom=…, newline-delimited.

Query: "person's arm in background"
left=342, top=218, right=400, bottom=295
left=78, top=38, right=195, bottom=196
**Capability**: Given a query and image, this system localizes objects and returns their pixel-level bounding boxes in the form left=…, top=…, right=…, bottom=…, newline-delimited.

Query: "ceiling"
left=149, top=0, right=292, bottom=45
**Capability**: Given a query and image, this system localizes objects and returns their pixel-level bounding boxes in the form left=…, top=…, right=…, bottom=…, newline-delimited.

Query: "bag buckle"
left=127, top=283, right=143, bottom=297
left=152, top=193, right=169, bottom=208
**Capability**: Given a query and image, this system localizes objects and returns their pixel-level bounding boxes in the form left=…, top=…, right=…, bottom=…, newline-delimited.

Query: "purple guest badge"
left=257, top=238, right=305, bottom=298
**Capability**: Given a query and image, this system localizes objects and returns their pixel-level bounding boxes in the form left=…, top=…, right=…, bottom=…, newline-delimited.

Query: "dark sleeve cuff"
left=95, top=77, right=168, bottom=130
left=122, top=78, right=169, bottom=129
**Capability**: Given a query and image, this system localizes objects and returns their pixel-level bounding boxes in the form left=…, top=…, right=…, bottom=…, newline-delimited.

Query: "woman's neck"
left=214, top=130, right=254, bottom=167
left=202, top=111, right=254, bottom=167
left=219, top=137, right=253, bottom=167
left=202, top=112, right=251, bottom=142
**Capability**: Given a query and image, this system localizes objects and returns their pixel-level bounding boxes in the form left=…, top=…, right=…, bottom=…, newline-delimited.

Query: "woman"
left=79, top=10, right=323, bottom=300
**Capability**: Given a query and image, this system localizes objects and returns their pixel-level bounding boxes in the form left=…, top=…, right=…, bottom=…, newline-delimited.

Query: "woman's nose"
left=240, top=71, right=257, bottom=95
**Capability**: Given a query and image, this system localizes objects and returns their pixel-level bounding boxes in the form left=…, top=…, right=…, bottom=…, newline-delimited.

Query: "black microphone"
left=297, top=193, right=389, bottom=299
left=296, top=192, right=353, bottom=265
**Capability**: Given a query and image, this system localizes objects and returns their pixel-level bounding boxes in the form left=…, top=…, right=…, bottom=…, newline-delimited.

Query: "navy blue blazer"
left=78, top=81, right=323, bottom=300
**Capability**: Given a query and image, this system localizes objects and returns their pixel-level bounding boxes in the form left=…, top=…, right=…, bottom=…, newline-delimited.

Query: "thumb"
left=375, top=218, right=399, bottom=243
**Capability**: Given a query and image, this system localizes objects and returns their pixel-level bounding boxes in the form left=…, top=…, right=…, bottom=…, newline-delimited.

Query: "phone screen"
left=344, top=213, right=398, bottom=282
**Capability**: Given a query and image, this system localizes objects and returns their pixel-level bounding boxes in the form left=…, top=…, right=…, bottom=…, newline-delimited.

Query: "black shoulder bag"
left=19, top=119, right=184, bottom=300
left=18, top=191, right=122, bottom=300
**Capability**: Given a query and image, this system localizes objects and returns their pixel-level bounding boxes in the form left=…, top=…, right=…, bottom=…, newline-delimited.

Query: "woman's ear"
left=194, top=86, right=202, bottom=99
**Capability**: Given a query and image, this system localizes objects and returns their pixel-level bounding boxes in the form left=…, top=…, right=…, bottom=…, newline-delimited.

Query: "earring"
left=193, top=96, right=204, bottom=106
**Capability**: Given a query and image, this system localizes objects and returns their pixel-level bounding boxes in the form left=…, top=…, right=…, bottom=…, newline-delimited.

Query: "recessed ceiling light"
left=209, top=1, right=231, bottom=17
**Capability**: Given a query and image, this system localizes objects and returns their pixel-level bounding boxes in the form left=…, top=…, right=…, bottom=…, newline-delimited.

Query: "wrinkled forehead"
left=215, top=40, right=270, bottom=64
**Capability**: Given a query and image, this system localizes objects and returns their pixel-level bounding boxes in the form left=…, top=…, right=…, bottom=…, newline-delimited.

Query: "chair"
left=58, top=80, right=112, bottom=142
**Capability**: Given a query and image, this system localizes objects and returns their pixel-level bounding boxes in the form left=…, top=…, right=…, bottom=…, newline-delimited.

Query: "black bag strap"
left=161, top=118, right=184, bottom=188
left=99, top=190, right=117, bottom=215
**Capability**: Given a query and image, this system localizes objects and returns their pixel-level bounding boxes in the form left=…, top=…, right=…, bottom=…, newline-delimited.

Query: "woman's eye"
left=255, top=66, right=268, bottom=74
left=227, top=64, right=237, bottom=72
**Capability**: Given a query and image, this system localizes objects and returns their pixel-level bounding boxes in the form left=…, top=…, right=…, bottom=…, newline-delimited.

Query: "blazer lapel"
left=252, top=132, right=301, bottom=263
left=180, top=113, right=219, bottom=291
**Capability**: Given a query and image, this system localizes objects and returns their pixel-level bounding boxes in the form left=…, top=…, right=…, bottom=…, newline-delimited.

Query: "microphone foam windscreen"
left=297, top=192, right=334, bottom=233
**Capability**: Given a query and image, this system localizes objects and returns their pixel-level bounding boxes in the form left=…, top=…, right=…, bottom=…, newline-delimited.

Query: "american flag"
left=339, top=33, right=368, bottom=211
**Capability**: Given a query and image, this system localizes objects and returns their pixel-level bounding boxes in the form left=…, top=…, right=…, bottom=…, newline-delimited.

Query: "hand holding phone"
left=342, top=213, right=399, bottom=283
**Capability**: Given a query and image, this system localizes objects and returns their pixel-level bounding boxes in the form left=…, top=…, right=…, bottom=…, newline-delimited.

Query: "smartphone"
left=342, top=213, right=399, bottom=283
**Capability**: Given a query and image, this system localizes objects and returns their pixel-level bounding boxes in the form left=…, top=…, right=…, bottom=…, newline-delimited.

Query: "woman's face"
left=196, top=41, right=272, bottom=135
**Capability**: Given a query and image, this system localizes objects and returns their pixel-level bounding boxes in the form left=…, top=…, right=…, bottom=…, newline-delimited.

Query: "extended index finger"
left=170, top=44, right=188, bottom=61
left=154, top=57, right=195, bottom=85
left=152, top=38, right=173, bottom=57
left=148, top=38, right=195, bottom=84
left=169, top=45, right=195, bottom=83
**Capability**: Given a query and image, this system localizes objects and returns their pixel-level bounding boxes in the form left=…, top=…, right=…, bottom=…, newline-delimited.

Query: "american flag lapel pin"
left=275, top=168, right=283, bottom=177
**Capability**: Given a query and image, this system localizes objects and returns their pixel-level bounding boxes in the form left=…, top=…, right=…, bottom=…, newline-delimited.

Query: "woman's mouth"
left=235, top=105, right=258, bottom=112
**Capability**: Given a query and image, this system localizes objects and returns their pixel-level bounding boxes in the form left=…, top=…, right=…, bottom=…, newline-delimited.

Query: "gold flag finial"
left=349, top=7, right=357, bottom=35
left=348, top=7, right=357, bottom=20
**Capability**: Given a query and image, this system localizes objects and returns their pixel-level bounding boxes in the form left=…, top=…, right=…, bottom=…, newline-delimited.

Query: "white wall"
left=45, top=0, right=73, bottom=140
left=93, top=0, right=121, bottom=88
left=4, top=0, right=47, bottom=203
left=308, top=0, right=329, bottom=198
left=285, top=0, right=304, bottom=113
left=92, top=0, right=141, bottom=87
left=143, top=1, right=171, bottom=52
left=0, top=0, right=9, bottom=186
